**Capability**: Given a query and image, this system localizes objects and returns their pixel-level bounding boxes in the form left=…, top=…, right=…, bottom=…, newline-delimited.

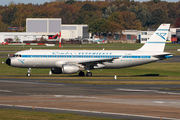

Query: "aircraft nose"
left=6, top=58, right=11, bottom=66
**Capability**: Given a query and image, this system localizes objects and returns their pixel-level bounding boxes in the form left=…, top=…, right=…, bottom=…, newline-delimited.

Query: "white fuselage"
left=10, top=49, right=166, bottom=69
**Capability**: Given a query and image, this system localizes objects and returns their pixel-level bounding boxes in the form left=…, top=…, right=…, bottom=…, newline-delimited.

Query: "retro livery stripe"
left=21, top=55, right=151, bottom=59
left=156, top=29, right=169, bottom=31
left=147, top=42, right=166, bottom=44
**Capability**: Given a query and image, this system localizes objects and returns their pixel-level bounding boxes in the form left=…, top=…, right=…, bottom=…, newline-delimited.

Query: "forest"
left=0, top=0, right=180, bottom=34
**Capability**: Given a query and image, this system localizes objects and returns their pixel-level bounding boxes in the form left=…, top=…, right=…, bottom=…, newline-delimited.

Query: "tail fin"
left=137, top=24, right=170, bottom=52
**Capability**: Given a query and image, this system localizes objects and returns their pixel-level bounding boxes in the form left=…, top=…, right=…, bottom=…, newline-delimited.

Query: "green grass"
left=0, top=109, right=124, bottom=120
left=1, top=43, right=180, bottom=84
left=0, top=43, right=180, bottom=52
left=1, top=55, right=180, bottom=77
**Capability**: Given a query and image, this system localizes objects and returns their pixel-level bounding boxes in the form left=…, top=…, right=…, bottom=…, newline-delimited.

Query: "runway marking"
left=117, top=88, right=180, bottom=95
left=0, top=80, right=64, bottom=86
left=154, top=101, right=180, bottom=104
left=0, top=104, right=178, bottom=120
left=116, top=88, right=156, bottom=92
left=54, top=95, right=99, bottom=99
left=0, top=89, right=12, bottom=92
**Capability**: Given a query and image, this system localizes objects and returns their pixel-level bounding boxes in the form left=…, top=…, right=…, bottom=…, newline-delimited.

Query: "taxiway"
left=0, top=78, right=180, bottom=120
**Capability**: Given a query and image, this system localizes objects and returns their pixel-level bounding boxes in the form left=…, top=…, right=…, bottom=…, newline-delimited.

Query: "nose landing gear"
left=26, top=68, right=31, bottom=77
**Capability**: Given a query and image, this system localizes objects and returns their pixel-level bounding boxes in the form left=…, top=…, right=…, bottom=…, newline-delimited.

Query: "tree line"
left=0, top=0, right=180, bottom=34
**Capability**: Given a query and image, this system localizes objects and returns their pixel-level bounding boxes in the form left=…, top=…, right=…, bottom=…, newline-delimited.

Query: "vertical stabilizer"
left=137, top=24, right=170, bottom=52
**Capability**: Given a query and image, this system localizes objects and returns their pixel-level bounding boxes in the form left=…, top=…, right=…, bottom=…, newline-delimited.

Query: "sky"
left=0, top=0, right=179, bottom=6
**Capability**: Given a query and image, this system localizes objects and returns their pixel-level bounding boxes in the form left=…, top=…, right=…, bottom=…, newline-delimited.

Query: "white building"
left=26, top=18, right=61, bottom=40
left=61, top=24, right=90, bottom=39
left=26, top=18, right=90, bottom=40
left=0, top=18, right=90, bottom=44
left=0, top=32, right=42, bottom=43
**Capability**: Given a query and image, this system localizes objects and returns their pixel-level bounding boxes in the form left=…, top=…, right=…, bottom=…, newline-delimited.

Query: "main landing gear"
left=86, top=72, right=92, bottom=77
left=79, top=71, right=85, bottom=76
left=26, top=68, right=31, bottom=77
left=78, top=71, right=92, bottom=77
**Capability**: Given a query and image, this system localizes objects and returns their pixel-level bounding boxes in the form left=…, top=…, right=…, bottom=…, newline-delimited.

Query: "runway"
left=0, top=78, right=180, bottom=120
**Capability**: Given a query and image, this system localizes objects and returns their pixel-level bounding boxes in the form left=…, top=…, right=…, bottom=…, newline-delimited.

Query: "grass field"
left=0, top=43, right=180, bottom=50
left=0, top=43, right=180, bottom=84
left=0, top=109, right=123, bottom=120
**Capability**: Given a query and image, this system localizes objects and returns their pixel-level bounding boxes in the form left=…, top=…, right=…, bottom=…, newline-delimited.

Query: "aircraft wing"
left=78, top=58, right=117, bottom=64
left=67, top=58, right=118, bottom=69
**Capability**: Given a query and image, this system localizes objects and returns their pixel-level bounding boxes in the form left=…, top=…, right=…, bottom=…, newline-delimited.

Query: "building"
left=26, top=18, right=61, bottom=40
left=26, top=18, right=90, bottom=40
left=0, top=18, right=90, bottom=44
left=0, top=32, right=42, bottom=43
left=61, top=24, right=90, bottom=39
left=122, top=30, right=139, bottom=40
left=170, top=28, right=180, bottom=43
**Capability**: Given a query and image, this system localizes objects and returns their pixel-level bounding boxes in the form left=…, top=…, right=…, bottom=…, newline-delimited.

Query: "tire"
left=79, top=71, right=85, bottom=76
left=86, top=72, right=92, bottom=77
left=26, top=73, right=31, bottom=77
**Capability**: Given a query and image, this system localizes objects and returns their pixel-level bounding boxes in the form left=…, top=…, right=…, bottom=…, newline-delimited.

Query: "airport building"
left=0, top=18, right=90, bottom=44
left=61, top=24, right=89, bottom=39
left=26, top=18, right=90, bottom=41
left=0, top=32, right=42, bottom=43
left=0, top=18, right=179, bottom=44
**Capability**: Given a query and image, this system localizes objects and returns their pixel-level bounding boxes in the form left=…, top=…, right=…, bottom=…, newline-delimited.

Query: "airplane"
left=6, top=24, right=172, bottom=77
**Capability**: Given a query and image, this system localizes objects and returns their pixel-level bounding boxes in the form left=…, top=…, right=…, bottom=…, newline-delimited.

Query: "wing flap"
left=77, top=58, right=116, bottom=64
left=66, top=58, right=117, bottom=69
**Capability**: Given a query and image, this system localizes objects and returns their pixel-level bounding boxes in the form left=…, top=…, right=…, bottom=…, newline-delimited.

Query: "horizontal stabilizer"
left=153, top=53, right=173, bottom=60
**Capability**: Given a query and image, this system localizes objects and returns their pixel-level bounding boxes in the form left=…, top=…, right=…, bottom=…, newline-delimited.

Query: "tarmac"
left=0, top=78, right=180, bottom=120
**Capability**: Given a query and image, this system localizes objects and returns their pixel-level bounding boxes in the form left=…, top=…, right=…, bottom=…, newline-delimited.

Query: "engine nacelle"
left=62, top=64, right=80, bottom=74
left=51, top=68, right=62, bottom=74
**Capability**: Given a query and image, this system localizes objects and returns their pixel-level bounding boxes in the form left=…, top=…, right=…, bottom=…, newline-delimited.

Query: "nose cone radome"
left=6, top=58, right=11, bottom=66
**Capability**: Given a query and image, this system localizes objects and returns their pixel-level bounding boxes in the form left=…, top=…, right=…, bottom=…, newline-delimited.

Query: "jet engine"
left=51, top=68, right=62, bottom=74
left=62, top=64, right=81, bottom=74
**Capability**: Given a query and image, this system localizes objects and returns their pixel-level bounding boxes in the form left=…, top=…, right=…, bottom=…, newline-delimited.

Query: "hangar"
left=0, top=18, right=90, bottom=44
left=26, top=18, right=90, bottom=40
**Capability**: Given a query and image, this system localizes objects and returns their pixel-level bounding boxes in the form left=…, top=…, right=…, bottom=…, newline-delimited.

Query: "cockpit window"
left=13, top=54, right=22, bottom=57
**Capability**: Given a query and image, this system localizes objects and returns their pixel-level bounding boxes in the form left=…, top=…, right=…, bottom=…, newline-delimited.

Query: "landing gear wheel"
left=86, top=72, right=92, bottom=77
left=27, top=68, right=31, bottom=77
left=26, top=73, right=31, bottom=77
left=79, top=71, right=85, bottom=76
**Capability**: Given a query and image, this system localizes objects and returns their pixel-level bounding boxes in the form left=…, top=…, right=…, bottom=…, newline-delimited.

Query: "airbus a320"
left=6, top=24, right=172, bottom=77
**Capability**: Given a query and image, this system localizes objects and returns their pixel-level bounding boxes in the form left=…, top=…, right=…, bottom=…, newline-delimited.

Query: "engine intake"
left=62, top=64, right=80, bottom=74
